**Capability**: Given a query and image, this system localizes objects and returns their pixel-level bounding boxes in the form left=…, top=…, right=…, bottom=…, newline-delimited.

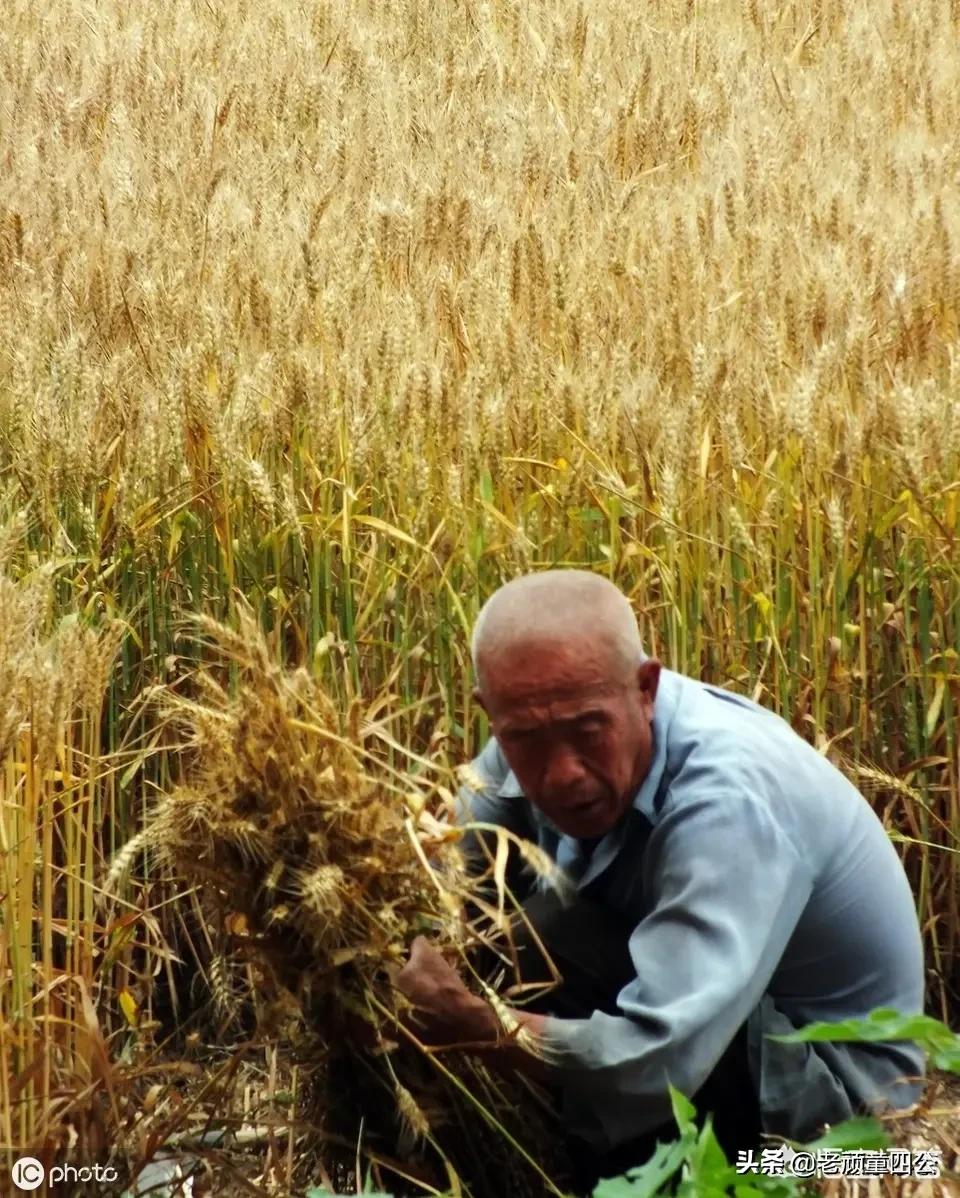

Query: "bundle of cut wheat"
left=106, top=604, right=572, bottom=1195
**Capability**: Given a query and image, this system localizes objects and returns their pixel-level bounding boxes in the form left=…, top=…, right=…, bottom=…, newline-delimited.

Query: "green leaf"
left=577, top=505, right=605, bottom=523
left=592, top=1091, right=882, bottom=1198
left=737, top=1179, right=812, bottom=1198
left=686, top=1116, right=733, bottom=1185
left=592, top=1179, right=644, bottom=1198
left=305, top=1191, right=394, bottom=1197
left=592, top=1137, right=690, bottom=1197
left=769, top=1007, right=960, bottom=1072
left=801, top=1116, right=888, bottom=1151
left=925, top=674, right=946, bottom=738
left=668, top=1083, right=697, bottom=1133
left=732, top=1183, right=802, bottom=1198
left=874, top=496, right=909, bottom=538
left=770, top=1006, right=932, bottom=1042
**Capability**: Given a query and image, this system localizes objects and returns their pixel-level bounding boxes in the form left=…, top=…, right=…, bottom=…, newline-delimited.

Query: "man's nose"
left=542, top=745, right=588, bottom=797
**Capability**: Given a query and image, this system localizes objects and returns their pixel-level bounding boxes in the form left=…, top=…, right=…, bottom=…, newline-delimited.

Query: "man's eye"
left=578, top=724, right=604, bottom=738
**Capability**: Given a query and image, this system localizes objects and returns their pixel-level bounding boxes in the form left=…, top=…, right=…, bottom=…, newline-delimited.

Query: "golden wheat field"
left=1, top=0, right=960, bottom=1193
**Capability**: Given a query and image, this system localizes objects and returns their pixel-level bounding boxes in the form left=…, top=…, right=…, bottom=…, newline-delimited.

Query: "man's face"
left=473, top=638, right=661, bottom=840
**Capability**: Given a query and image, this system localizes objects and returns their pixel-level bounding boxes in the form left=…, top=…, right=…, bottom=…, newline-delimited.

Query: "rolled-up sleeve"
left=540, top=790, right=814, bottom=1152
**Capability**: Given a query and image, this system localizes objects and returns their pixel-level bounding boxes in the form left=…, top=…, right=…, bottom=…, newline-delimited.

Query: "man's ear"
left=637, top=658, right=662, bottom=701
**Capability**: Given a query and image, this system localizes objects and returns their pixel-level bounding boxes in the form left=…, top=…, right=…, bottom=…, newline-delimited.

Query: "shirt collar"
left=628, top=665, right=682, bottom=823
left=495, top=665, right=684, bottom=825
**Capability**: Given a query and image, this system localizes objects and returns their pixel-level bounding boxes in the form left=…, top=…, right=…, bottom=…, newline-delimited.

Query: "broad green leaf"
left=771, top=1007, right=947, bottom=1043
left=769, top=1007, right=960, bottom=1071
left=592, top=1137, right=690, bottom=1197
left=802, top=1116, right=888, bottom=1151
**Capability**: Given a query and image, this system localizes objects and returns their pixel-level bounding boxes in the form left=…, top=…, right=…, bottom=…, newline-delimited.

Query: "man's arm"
left=401, top=787, right=814, bottom=1135
left=536, top=790, right=814, bottom=1153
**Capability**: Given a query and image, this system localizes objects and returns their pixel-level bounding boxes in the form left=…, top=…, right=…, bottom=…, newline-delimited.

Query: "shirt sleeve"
left=539, top=789, right=814, bottom=1153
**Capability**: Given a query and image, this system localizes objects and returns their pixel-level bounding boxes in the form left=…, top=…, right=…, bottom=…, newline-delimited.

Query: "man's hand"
left=392, top=936, right=552, bottom=1081
left=392, top=935, right=499, bottom=1047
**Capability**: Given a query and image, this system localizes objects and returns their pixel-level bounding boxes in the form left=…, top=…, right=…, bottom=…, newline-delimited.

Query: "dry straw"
left=105, top=602, right=571, bottom=1194
left=3, top=0, right=960, bottom=1187
left=108, top=604, right=471, bottom=1037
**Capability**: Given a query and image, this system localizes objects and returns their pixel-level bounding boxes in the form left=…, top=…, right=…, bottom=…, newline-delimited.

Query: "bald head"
left=469, top=570, right=659, bottom=839
left=470, top=569, right=646, bottom=694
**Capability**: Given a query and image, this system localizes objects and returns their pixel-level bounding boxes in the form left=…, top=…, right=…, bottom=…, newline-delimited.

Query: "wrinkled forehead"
left=479, top=634, right=627, bottom=705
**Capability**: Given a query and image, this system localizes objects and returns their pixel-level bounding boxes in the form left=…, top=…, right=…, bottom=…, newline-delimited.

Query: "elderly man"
left=395, top=569, right=925, bottom=1187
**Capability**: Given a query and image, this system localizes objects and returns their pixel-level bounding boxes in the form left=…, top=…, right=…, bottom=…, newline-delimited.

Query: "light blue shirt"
left=455, top=667, right=925, bottom=1153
